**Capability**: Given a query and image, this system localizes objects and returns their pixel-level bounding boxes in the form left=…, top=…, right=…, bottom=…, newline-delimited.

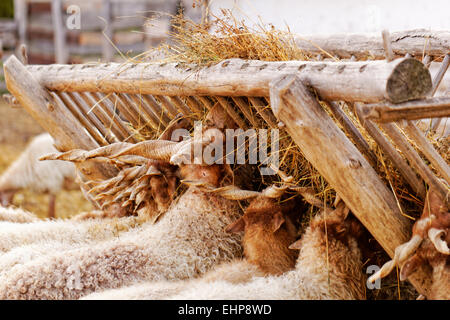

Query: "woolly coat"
left=0, top=188, right=243, bottom=299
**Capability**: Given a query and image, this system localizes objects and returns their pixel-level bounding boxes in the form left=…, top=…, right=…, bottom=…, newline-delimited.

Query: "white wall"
left=209, top=0, right=450, bottom=34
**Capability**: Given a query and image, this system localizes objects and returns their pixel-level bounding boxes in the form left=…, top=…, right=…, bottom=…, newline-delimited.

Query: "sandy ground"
left=0, top=98, right=93, bottom=219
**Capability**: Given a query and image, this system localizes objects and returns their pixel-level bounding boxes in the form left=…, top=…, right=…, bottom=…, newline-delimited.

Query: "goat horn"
left=428, top=228, right=449, bottom=254
left=39, top=150, right=87, bottom=162
left=368, top=260, right=395, bottom=284
left=211, top=185, right=261, bottom=200
left=111, top=140, right=181, bottom=161
left=261, top=185, right=289, bottom=198
left=368, top=234, right=423, bottom=283
left=398, top=235, right=423, bottom=264
left=290, top=186, right=332, bottom=211
left=180, top=181, right=261, bottom=200
left=84, top=142, right=133, bottom=159
left=113, top=155, right=149, bottom=166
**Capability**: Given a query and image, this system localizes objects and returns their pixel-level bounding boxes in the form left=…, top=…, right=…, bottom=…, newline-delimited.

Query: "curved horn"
left=368, top=234, right=423, bottom=283
left=261, top=185, right=289, bottom=198
left=368, top=260, right=395, bottom=284
left=180, top=181, right=261, bottom=200
left=428, top=228, right=449, bottom=254
left=39, top=149, right=87, bottom=162
left=398, top=234, right=423, bottom=264
left=111, top=140, right=181, bottom=161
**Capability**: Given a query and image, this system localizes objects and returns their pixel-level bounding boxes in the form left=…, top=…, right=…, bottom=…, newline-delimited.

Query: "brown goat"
left=225, top=196, right=299, bottom=276
left=369, top=188, right=449, bottom=299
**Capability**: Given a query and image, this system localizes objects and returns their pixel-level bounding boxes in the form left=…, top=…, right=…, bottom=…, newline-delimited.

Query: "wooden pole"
left=26, top=58, right=432, bottom=103
left=3, top=55, right=116, bottom=182
left=430, top=54, right=450, bottom=130
left=269, top=75, right=432, bottom=295
left=294, top=30, right=450, bottom=60
left=354, top=103, right=426, bottom=198
left=51, top=0, right=69, bottom=64
left=101, top=0, right=114, bottom=62
left=361, top=97, right=450, bottom=122
left=13, top=0, right=27, bottom=46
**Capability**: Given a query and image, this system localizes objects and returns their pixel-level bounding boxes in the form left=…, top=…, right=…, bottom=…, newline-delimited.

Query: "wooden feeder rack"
left=3, top=30, right=450, bottom=297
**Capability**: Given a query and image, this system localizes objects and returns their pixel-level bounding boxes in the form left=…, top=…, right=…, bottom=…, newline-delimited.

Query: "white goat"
left=0, top=185, right=243, bottom=300
left=84, top=203, right=365, bottom=300
left=0, top=133, right=77, bottom=218
left=0, top=206, right=38, bottom=223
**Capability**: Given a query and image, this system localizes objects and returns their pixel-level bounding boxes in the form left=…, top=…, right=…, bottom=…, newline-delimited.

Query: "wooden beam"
left=101, top=0, right=114, bottom=62
left=3, top=55, right=117, bottom=182
left=26, top=58, right=432, bottom=103
left=361, top=97, right=450, bottom=122
left=269, top=75, right=432, bottom=295
left=51, top=0, right=69, bottom=64
left=294, top=30, right=450, bottom=60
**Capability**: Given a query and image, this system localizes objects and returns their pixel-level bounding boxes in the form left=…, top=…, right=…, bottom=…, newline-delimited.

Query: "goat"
left=369, top=188, right=449, bottom=300
left=0, top=108, right=249, bottom=300
left=157, top=202, right=366, bottom=300
left=0, top=133, right=76, bottom=218
left=85, top=201, right=365, bottom=300
left=0, top=206, right=38, bottom=223
left=82, top=195, right=301, bottom=300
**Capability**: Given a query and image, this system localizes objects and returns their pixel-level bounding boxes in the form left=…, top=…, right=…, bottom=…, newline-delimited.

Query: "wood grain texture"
left=269, top=75, right=432, bottom=295
left=26, top=58, right=432, bottom=103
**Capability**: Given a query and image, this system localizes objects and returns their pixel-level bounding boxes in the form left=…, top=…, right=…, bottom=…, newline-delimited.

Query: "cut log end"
left=387, top=58, right=432, bottom=103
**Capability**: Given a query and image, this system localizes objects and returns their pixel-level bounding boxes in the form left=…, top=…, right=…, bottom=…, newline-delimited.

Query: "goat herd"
left=0, top=106, right=448, bottom=300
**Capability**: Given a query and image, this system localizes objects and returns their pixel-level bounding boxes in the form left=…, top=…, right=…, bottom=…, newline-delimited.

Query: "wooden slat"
left=141, top=95, right=171, bottom=126
left=57, top=92, right=108, bottom=146
left=354, top=103, right=426, bottom=197
left=128, top=94, right=162, bottom=130
left=185, top=96, right=204, bottom=114
left=400, top=121, right=450, bottom=183
left=325, top=101, right=378, bottom=167
left=231, top=97, right=259, bottom=128
left=3, top=55, right=116, bottom=184
left=114, top=93, right=144, bottom=129
left=216, top=96, right=248, bottom=129
left=354, top=103, right=426, bottom=198
left=66, top=92, right=112, bottom=145
left=379, top=122, right=449, bottom=201
left=361, top=97, right=450, bottom=122
left=155, top=95, right=182, bottom=119
left=196, top=96, right=215, bottom=110
left=92, top=92, right=138, bottom=143
left=79, top=92, right=122, bottom=143
left=170, top=96, right=195, bottom=117
left=249, top=97, right=278, bottom=128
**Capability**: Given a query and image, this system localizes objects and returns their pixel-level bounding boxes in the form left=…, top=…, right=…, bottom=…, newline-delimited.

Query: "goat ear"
left=288, top=239, right=301, bottom=250
left=400, top=253, right=423, bottom=281
left=271, top=211, right=285, bottom=233
left=225, top=217, right=245, bottom=233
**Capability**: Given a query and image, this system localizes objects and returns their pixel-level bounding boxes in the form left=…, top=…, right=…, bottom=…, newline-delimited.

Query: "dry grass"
left=142, top=9, right=310, bottom=64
